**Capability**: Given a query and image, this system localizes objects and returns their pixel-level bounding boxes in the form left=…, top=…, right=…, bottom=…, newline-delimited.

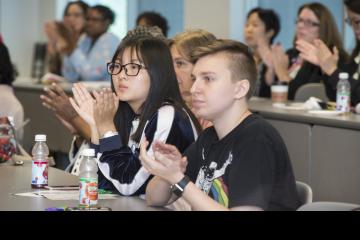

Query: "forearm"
left=275, top=68, right=291, bottom=82
left=90, top=124, right=100, bottom=145
left=146, top=176, right=175, bottom=207
left=264, top=67, right=275, bottom=86
left=322, top=65, right=337, bottom=76
left=181, top=182, right=228, bottom=211
left=70, top=116, right=91, bottom=141
left=97, top=123, right=117, bottom=139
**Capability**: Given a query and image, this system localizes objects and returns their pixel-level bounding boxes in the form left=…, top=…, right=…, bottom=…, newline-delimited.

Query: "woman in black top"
left=271, top=2, right=348, bottom=100
left=298, top=0, right=360, bottom=105
left=244, top=8, right=280, bottom=98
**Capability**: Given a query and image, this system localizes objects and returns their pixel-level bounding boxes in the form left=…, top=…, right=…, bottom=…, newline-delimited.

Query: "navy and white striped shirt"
left=93, top=104, right=198, bottom=196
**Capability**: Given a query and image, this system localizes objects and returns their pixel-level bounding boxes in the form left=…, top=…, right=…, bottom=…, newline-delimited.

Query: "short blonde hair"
left=170, top=29, right=216, bottom=61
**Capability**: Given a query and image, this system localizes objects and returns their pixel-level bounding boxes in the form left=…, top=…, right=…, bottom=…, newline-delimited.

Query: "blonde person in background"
left=170, top=30, right=216, bottom=129
left=270, top=2, right=348, bottom=100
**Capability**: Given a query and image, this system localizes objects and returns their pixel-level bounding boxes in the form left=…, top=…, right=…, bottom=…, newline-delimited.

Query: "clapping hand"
left=296, top=39, right=339, bottom=75
left=41, top=83, right=77, bottom=121
left=271, top=44, right=291, bottom=82
left=140, top=139, right=187, bottom=184
left=314, top=39, right=339, bottom=76
left=93, top=88, right=119, bottom=137
left=256, top=37, right=273, bottom=68
left=70, top=83, right=97, bottom=127
left=296, top=39, right=320, bottom=65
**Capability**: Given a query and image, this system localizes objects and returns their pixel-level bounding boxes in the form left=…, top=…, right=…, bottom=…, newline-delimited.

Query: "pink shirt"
left=0, top=85, right=24, bottom=141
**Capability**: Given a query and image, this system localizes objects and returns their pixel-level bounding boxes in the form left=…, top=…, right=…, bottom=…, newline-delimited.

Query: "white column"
left=184, top=0, right=230, bottom=38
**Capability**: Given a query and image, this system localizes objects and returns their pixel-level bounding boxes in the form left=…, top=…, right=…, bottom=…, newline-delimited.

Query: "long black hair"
left=110, top=36, right=201, bottom=145
left=0, top=42, right=17, bottom=86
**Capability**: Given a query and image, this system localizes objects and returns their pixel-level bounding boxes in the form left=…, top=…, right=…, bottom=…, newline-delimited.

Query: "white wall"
left=0, top=0, right=56, bottom=77
left=184, top=0, right=230, bottom=39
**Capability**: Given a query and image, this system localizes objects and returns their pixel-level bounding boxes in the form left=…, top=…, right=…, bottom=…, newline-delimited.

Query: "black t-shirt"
left=184, top=114, right=300, bottom=210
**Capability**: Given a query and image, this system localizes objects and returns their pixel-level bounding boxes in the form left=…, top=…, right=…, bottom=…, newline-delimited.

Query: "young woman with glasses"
left=70, top=27, right=201, bottom=196
left=270, top=2, right=348, bottom=100
left=297, top=0, right=360, bottom=106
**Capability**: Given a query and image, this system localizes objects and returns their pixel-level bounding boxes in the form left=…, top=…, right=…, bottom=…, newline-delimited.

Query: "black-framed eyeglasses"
left=345, top=17, right=360, bottom=28
left=295, top=18, right=320, bottom=28
left=107, top=62, right=146, bottom=76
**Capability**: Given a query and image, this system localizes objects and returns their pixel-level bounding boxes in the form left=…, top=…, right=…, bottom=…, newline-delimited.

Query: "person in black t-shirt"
left=140, top=39, right=300, bottom=210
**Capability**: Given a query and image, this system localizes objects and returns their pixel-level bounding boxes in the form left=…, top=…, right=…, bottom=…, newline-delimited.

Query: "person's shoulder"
left=157, top=104, right=176, bottom=117
left=103, top=32, right=120, bottom=42
left=196, top=125, right=216, bottom=142
left=146, top=104, right=176, bottom=128
left=286, top=47, right=297, bottom=56
left=236, top=114, right=282, bottom=144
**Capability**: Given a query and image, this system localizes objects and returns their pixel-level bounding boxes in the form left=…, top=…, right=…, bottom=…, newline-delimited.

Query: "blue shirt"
left=62, top=32, right=119, bottom=82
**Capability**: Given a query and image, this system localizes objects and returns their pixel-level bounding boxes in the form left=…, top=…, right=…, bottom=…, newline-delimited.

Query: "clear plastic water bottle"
left=336, top=72, right=351, bottom=114
left=31, top=134, right=49, bottom=188
left=79, top=149, right=98, bottom=207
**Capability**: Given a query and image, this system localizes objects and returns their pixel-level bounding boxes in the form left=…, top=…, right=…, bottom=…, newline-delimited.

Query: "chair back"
left=294, top=83, right=328, bottom=102
left=297, top=201, right=360, bottom=211
left=296, top=181, right=313, bottom=206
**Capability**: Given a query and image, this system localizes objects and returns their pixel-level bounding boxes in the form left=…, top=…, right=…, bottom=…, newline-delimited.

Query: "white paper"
left=15, top=190, right=120, bottom=201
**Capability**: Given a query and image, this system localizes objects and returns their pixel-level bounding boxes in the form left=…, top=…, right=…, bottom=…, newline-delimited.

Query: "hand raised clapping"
left=93, top=88, right=119, bottom=137
left=296, top=39, right=339, bottom=76
left=70, top=83, right=97, bottom=127
left=140, top=139, right=188, bottom=185
left=271, top=44, right=291, bottom=82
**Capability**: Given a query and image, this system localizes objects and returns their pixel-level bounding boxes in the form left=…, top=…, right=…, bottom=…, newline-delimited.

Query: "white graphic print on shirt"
left=195, top=148, right=233, bottom=194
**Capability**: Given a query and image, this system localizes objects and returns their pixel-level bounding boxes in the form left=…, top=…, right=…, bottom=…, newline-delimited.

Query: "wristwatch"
left=102, top=131, right=118, bottom=139
left=170, top=175, right=191, bottom=197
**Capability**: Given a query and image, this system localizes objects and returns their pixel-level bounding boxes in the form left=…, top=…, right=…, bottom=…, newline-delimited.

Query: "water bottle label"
left=336, top=94, right=350, bottom=112
left=79, top=178, right=98, bottom=207
left=31, top=161, right=48, bottom=185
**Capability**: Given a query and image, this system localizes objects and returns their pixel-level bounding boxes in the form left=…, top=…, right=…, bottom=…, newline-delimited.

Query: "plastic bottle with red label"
left=79, top=149, right=98, bottom=207
left=31, top=134, right=49, bottom=188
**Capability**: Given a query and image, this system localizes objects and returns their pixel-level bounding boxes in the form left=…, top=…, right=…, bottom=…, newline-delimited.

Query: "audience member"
left=62, top=5, right=120, bottom=82
left=244, top=8, right=280, bottom=98
left=44, top=1, right=89, bottom=75
left=142, top=39, right=300, bottom=211
left=70, top=27, right=200, bottom=195
left=169, top=29, right=216, bottom=128
left=0, top=42, right=24, bottom=141
left=136, top=11, right=169, bottom=37
left=299, top=0, right=360, bottom=105
left=271, top=2, right=348, bottom=100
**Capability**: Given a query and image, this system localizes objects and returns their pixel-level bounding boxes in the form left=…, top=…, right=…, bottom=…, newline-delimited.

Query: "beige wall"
left=184, top=0, right=230, bottom=39
left=0, top=0, right=56, bottom=77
